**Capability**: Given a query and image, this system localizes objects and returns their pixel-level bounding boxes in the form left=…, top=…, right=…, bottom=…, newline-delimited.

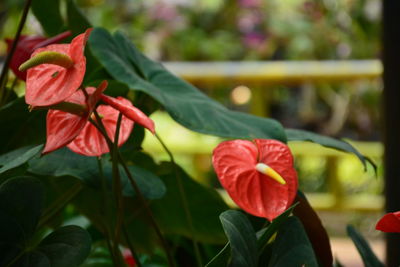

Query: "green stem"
left=0, top=0, right=33, bottom=92
left=155, top=133, right=203, bottom=267
left=90, top=112, right=175, bottom=267
left=0, top=76, right=17, bottom=107
left=111, top=113, right=125, bottom=263
left=122, top=223, right=143, bottom=267
left=117, top=153, right=175, bottom=267
left=97, top=157, right=120, bottom=266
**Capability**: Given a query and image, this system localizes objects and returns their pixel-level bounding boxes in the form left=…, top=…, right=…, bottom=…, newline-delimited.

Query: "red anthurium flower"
left=5, top=31, right=71, bottom=80
left=212, top=139, right=298, bottom=221
left=24, top=29, right=91, bottom=107
left=376, top=211, right=400, bottom=233
left=44, top=81, right=155, bottom=156
left=122, top=249, right=136, bottom=267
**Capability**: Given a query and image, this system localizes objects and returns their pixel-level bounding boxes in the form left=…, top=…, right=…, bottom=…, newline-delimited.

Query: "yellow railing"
left=145, top=60, right=383, bottom=212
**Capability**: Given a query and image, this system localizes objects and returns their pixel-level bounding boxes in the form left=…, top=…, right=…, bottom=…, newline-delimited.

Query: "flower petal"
left=100, top=94, right=155, bottom=134
left=376, top=211, right=400, bottom=233
left=25, top=30, right=91, bottom=107
left=67, top=104, right=134, bottom=156
left=212, top=139, right=298, bottom=221
left=43, top=89, right=88, bottom=154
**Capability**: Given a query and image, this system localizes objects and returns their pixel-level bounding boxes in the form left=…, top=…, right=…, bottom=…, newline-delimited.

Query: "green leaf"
left=31, top=0, right=64, bottom=36
left=0, top=177, right=44, bottom=266
left=219, top=210, right=258, bottom=267
left=0, top=176, right=44, bottom=244
left=0, top=145, right=43, bottom=174
left=151, top=162, right=228, bottom=243
left=268, top=216, right=318, bottom=267
left=88, top=28, right=286, bottom=142
left=0, top=98, right=46, bottom=153
left=346, top=225, right=384, bottom=267
left=286, top=128, right=375, bottom=170
left=257, top=203, right=298, bottom=253
left=36, top=225, right=91, bottom=267
left=28, top=148, right=166, bottom=200
left=66, top=0, right=92, bottom=36
left=205, top=243, right=230, bottom=267
left=80, top=244, right=113, bottom=267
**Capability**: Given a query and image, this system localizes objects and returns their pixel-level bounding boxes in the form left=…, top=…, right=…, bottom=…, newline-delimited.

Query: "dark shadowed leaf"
left=347, top=225, right=384, bottom=267
left=66, top=0, right=92, bottom=36
left=268, top=216, right=318, bottom=267
left=32, top=0, right=64, bottom=36
left=0, top=145, right=43, bottom=174
left=88, top=28, right=286, bottom=142
left=151, top=162, right=228, bottom=243
left=205, top=243, right=230, bottom=267
left=286, top=128, right=375, bottom=171
left=219, top=210, right=258, bottom=267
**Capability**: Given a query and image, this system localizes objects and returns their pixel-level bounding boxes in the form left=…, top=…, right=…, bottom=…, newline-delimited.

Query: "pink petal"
left=212, top=139, right=298, bottom=221
left=67, top=104, right=134, bottom=156
left=25, top=30, right=91, bottom=107
left=100, top=94, right=155, bottom=134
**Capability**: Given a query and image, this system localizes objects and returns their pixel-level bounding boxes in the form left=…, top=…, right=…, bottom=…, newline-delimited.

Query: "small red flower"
left=44, top=82, right=155, bottom=156
left=5, top=31, right=71, bottom=80
left=25, top=29, right=91, bottom=107
left=212, top=139, right=298, bottom=221
left=376, top=211, right=400, bottom=233
left=122, top=249, right=136, bottom=267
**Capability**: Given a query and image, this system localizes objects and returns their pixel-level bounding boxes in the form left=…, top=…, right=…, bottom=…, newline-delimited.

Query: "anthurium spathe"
left=44, top=81, right=155, bottom=156
left=212, top=139, right=298, bottom=221
left=5, top=31, right=71, bottom=80
left=376, top=211, right=400, bottom=233
left=23, top=29, right=91, bottom=107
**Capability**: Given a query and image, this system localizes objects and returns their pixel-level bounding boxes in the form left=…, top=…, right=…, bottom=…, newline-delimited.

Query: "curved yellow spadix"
left=255, top=163, right=286, bottom=185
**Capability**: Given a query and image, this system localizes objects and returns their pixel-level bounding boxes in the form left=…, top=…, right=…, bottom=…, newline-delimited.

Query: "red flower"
left=44, top=82, right=155, bottom=156
left=376, top=211, right=400, bottom=233
left=122, top=249, right=136, bottom=267
left=212, top=139, right=298, bottom=221
left=5, top=31, right=71, bottom=80
left=25, top=29, right=91, bottom=107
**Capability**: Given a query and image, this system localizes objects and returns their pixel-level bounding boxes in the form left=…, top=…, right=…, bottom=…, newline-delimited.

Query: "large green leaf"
left=220, top=210, right=258, bottom=267
left=0, top=145, right=43, bottom=174
left=28, top=148, right=166, bottom=200
left=66, top=0, right=92, bottom=36
left=286, top=128, right=375, bottom=170
left=151, top=162, right=228, bottom=243
left=347, top=225, right=384, bottom=267
left=88, top=28, right=286, bottom=142
left=0, top=98, right=46, bottom=153
left=31, top=0, right=65, bottom=36
left=16, top=226, right=91, bottom=267
left=0, top=176, right=44, bottom=266
left=205, top=243, right=230, bottom=267
left=268, top=216, right=318, bottom=267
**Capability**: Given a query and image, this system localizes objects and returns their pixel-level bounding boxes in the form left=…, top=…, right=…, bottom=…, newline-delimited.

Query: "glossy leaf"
left=293, top=193, right=333, bottom=266
left=28, top=148, right=166, bottom=200
left=66, top=0, right=92, bottom=36
left=32, top=0, right=64, bottom=36
left=347, top=225, right=384, bottom=267
left=212, top=139, right=298, bottom=221
left=151, top=162, right=228, bottom=243
left=220, top=210, right=258, bottom=267
left=88, top=28, right=286, bottom=142
left=205, top=243, right=230, bottom=267
left=286, top=128, right=375, bottom=171
left=268, top=216, right=318, bottom=267
left=0, top=145, right=42, bottom=174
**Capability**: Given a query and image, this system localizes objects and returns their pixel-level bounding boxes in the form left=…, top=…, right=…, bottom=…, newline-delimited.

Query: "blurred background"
left=0, top=0, right=384, bottom=265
